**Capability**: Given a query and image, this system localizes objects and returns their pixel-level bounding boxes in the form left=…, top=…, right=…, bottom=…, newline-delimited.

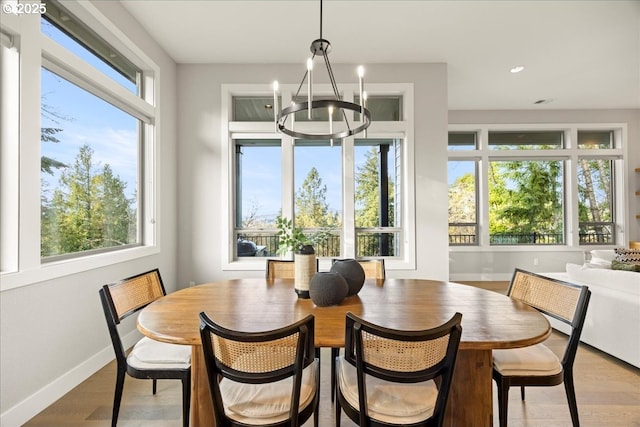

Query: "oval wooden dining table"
left=137, top=278, right=551, bottom=427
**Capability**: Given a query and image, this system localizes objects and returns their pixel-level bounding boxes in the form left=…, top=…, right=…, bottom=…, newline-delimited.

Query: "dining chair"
left=330, top=258, right=386, bottom=280
left=329, top=258, right=386, bottom=401
left=99, top=269, right=191, bottom=427
left=265, top=259, right=296, bottom=279
left=335, top=311, right=463, bottom=427
left=199, top=312, right=320, bottom=427
left=493, top=269, right=591, bottom=427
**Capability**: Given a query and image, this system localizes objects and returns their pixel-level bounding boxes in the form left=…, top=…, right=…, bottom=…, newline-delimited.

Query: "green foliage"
left=275, top=216, right=309, bottom=255
left=355, top=147, right=395, bottom=228
left=41, top=144, right=134, bottom=257
left=488, top=160, right=563, bottom=236
left=295, top=167, right=340, bottom=228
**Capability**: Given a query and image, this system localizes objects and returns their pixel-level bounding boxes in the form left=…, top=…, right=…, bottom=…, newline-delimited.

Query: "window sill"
left=0, top=245, right=159, bottom=292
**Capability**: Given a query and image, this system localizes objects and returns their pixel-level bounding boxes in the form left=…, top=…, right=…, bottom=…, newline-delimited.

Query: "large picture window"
left=448, top=127, right=623, bottom=247
left=0, top=0, right=157, bottom=288
left=226, top=84, right=414, bottom=268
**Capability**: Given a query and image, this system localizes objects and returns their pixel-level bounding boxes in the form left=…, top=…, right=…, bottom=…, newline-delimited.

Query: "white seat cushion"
left=336, top=357, right=437, bottom=424
left=220, top=361, right=317, bottom=425
left=493, top=343, right=562, bottom=376
left=127, top=337, right=191, bottom=370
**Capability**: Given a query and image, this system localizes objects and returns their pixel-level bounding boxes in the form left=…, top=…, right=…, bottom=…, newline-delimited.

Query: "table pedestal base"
left=444, top=348, right=493, bottom=427
left=191, top=346, right=215, bottom=427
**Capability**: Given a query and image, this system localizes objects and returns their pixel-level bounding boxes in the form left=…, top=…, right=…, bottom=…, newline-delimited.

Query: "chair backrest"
left=265, top=259, right=295, bottom=279
left=99, top=269, right=167, bottom=365
left=358, top=259, right=385, bottom=280
left=343, top=311, right=462, bottom=426
left=330, top=259, right=386, bottom=280
left=199, top=313, right=316, bottom=424
left=508, top=269, right=591, bottom=368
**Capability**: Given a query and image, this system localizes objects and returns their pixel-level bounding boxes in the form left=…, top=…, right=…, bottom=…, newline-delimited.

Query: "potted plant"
left=275, top=216, right=316, bottom=298
left=275, top=216, right=311, bottom=256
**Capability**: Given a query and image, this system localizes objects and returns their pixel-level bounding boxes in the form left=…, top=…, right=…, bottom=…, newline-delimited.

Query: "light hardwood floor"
left=24, top=282, right=640, bottom=427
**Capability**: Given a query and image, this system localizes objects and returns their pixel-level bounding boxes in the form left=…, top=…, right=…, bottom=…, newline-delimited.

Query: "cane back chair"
left=99, top=269, right=191, bottom=427
left=336, top=312, right=463, bottom=427
left=329, top=258, right=386, bottom=401
left=493, top=269, right=591, bottom=427
left=199, top=312, right=320, bottom=427
left=266, top=259, right=296, bottom=279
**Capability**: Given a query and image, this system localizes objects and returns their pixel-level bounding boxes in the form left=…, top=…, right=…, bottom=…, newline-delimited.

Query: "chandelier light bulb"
left=357, top=66, right=365, bottom=78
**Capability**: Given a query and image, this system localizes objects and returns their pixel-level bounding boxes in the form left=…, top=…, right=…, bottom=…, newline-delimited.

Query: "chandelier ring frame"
left=276, top=99, right=371, bottom=141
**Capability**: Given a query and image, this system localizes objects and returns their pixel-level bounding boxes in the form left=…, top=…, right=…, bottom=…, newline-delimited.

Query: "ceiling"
left=120, top=0, right=640, bottom=111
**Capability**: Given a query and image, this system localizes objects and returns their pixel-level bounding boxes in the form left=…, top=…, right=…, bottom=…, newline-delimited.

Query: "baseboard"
left=0, top=330, right=140, bottom=427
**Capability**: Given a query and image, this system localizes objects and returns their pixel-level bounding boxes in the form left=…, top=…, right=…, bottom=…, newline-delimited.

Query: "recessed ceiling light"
left=510, top=66, right=525, bottom=73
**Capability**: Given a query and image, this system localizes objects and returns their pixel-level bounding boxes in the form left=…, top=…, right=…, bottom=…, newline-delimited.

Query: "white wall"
left=449, top=109, right=640, bottom=280
left=176, top=63, right=450, bottom=287
left=0, top=2, right=178, bottom=425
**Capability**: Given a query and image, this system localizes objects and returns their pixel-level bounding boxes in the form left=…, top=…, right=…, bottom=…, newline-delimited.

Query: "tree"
left=41, top=98, right=69, bottom=174
left=41, top=144, right=133, bottom=256
left=355, top=147, right=395, bottom=227
left=488, top=159, right=563, bottom=243
left=295, top=167, right=339, bottom=228
left=354, top=147, right=396, bottom=255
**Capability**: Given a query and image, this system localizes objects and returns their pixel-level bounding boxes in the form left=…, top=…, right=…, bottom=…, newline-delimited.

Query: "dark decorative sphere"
left=309, top=272, right=348, bottom=307
left=330, top=259, right=365, bottom=296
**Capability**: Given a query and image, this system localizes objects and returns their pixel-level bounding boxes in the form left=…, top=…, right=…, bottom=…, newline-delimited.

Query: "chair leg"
left=496, top=379, right=510, bottom=427
left=331, top=347, right=339, bottom=402
left=520, top=385, right=525, bottom=401
left=182, top=376, right=191, bottom=427
left=111, top=366, right=126, bottom=427
left=564, top=372, right=580, bottom=427
left=152, top=379, right=157, bottom=395
left=335, top=358, right=341, bottom=427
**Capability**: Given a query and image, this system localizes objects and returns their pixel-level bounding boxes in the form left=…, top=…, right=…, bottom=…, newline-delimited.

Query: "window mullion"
left=342, top=136, right=356, bottom=257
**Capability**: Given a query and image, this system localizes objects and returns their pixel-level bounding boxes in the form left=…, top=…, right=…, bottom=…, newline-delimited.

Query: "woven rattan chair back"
left=199, top=313, right=319, bottom=427
left=358, top=259, right=386, bottom=280
left=340, top=312, right=462, bottom=426
left=266, top=259, right=296, bottom=280
left=509, top=269, right=584, bottom=325
left=104, top=269, right=166, bottom=323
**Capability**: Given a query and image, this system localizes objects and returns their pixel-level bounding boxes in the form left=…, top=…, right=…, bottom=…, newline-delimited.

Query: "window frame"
left=448, top=124, right=627, bottom=252
left=0, top=2, right=160, bottom=291
left=221, top=83, right=416, bottom=271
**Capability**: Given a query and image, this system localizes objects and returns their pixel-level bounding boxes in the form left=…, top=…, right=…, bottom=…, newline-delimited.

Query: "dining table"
left=137, top=277, right=551, bottom=427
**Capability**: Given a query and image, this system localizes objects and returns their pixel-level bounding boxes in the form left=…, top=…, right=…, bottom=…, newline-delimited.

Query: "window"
left=354, top=139, right=402, bottom=257
left=448, top=127, right=624, bottom=248
left=225, top=84, right=414, bottom=268
left=40, top=68, right=140, bottom=258
left=448, top=132, right=478, bottom=245
left=234, top=139, right=281, bottom=257
left=577, top=131, right=615, bottom=244
left=0, top=0, right=158, bottom=288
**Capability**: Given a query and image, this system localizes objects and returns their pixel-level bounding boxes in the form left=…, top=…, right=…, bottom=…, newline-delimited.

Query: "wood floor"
left=24, top=282, right=640, bottom=427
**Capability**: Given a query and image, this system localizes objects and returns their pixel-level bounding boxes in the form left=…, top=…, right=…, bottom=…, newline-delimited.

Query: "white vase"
left=294, top=246, right=315, bottom=298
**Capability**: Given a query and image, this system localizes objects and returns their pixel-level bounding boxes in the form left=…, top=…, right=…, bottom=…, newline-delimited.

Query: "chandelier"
left=272, top=0, right=371, bottom=141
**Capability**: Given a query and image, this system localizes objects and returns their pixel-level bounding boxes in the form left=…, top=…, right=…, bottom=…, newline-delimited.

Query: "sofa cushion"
left=611, top=260, right=640, bottom=272
left=614, top=248, right=640, bottom=264
left=566, top=263, right=640, bottom=296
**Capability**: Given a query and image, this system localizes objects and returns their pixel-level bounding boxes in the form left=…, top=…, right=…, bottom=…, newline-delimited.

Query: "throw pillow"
left=611, top=260, right=640, bottom=272
left=614, top=247, right=640, bottom=265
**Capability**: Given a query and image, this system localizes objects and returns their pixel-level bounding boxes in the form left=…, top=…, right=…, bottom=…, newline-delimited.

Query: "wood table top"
left=137, top=278, right=551, bottom=350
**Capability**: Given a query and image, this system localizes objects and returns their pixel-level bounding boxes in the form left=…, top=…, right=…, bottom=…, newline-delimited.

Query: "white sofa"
left=543, top=253, right=640, bottom=368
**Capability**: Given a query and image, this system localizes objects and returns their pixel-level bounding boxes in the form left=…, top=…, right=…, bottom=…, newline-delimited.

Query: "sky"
left=40, top=20, right=138, bottom=200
